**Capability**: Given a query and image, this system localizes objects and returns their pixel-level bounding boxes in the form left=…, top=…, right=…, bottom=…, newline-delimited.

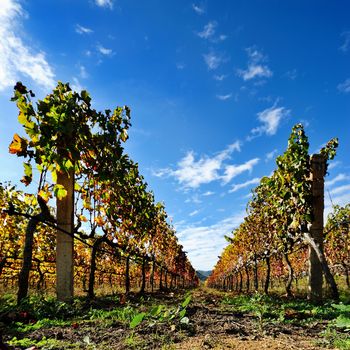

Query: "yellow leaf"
left=95, top=216, right=104, bottom=227
left=79, top=215, right=88, bottom=222
left=38, top=190, right=51, bottom=203
left=18, top=112, right=27, bottom=125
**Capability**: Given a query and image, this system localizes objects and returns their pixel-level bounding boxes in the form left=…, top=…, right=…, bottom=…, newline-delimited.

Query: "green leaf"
left=54, top=184, right=68, bottom=200
left=181, top=295, right=191, bottom=308
left=150, top=305, right=163, bottom=317
left=23, top=162, right=32, bottom=178
left=179, top=308, right=186, bottom=319
left=335, top=315, right=350, bottom=329
left=21, top=162, right=32, bottom=186
left=130, top=312, right=146, bottom=329
left=63, top=159, right=74, bottom=171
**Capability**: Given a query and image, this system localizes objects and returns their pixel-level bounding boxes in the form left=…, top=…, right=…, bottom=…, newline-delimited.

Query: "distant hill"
left=196, top=270, right=212, bottom=281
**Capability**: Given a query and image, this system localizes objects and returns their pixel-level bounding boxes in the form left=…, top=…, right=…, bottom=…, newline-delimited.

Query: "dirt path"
left=4, top=287, right=338, bottom=349
left=172, top=288, right=330, bottom=350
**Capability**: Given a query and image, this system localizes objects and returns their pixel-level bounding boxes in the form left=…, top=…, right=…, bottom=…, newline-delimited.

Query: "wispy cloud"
left=97, top=44, right=114, bottom=56
left=202, top=191, right=215, bottom=196
left=0, top=0, right=55, bottom=91
left=265, top=149, right=278, bottom=162
left=78, top=64, right=88, bottom=78
left=325, top=173, right=350, bottom=187
left=189, top=210, right=200, bottom=217
left=198, top=21, right=217, bottom=39
left=325, top=183, right=350, bottom=219
left=340, top=31, right=350, bottom=52
left=250, top=104, right=290, bottom=138
left=95, top=0, right=113, bottom=9
left=216, top=93, right=232, bottom=101
left=328, top=184, right=350, bottom=196
left=229, top=177, right=260, bottom=193
left=338, top=78, right=350, bottom=93
left=222, top=158, right=260, bottom=184
left=237, top=47, right=272, bottom=81
left=176, top=212, right=246, bottom=270
left=192, top=3, right=205, bottom=15
left=239, top=65, right=272, bottom=81
left=197, top=21, right=227, bottom=42
left=203, top=52, right=223, bottom=70
left=75, top=24, right=93, bottom=34
left=176, top=62, right=186, bottom=70
left=213, top=74, right=228, bottom=81
left=284, top=69, right=297, bottom=80
left=185, top=194, right=202, bottom=204
left=328, top=161, right=341, bottom=170
left=155, top=141, right=242, bottom=188
left=71, top=77, right=84, bottom=92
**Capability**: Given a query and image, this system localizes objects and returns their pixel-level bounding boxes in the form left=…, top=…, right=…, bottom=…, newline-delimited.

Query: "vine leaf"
left=130, top=312, right=146, bottom=328
left=9, top=133, right=28, bottom=156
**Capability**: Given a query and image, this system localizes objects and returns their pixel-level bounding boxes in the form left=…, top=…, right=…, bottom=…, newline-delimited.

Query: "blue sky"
left=1, top=0, right=350, bottom=270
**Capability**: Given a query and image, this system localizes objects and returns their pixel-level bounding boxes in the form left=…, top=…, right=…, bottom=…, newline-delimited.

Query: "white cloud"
left=222, top=158, right=260, bottom=184
left=176, top=62, right=185, bottom=70
left=97, top=45, right=114, bottom=56
left=203, top=191, right=215, bottom=196
left=328, top=184, right=350, bottom=196
left=328, top=161, right=341, bottom=170
left=185, top=194, right=202, bottom=204
left=75, top=24, right=93, bottom=34
left=156, top=141, right=241, bottom=188
left=251, top=105, right=290, bottom=137
left=198, top=21, right=217, bottom=39
left=265, top=149, right=278, bottom=162
left=238, top=64, right=272, bottom=81
left=338, top=78, right=350, bottom=93
left=173, top=151, right=222, bottom=188
left=237, top=47, right=273, bottom=81
left=79, top=64, right=88, bottom=78
left=0, top=0, right=55, bottom=91
left=197, top=21, right=227, bottom=43
left=229, top=177, right=260, bottom=193
left=95, top=0, right=113, bottom=9
left=216, top=93, right=232, bottom=101
left=340, top=31, right=350, bottom=52
left=176, top=212, right=246, bottom=270
left=324, top=183, right=350, bottom=219
left=189, top=210, right=200, bottom=217
left=325, top=173, right=350, bottom=187
left=213, top=74, right=227, bottom=81
left=203, top=52, right=222, bottom=70
left=71, top=77, right=83, bottom=92
left=192, top=3, right=205, bottom=15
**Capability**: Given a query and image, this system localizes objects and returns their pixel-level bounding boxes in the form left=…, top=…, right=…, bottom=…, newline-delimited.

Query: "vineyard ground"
left=1, top=286, right=350, bottom=349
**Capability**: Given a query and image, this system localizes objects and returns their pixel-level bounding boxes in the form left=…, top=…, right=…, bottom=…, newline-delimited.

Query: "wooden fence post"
left=308, top=154, right=325, bottom=301
left=56, top=169, right=74, bottom=301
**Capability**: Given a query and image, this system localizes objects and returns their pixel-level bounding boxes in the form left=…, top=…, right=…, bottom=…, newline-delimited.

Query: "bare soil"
left=3, top=288, right=337, bottom=349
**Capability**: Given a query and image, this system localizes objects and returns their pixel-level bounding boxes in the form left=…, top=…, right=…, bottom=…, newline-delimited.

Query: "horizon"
left=0, top=0, right=349, bottom=271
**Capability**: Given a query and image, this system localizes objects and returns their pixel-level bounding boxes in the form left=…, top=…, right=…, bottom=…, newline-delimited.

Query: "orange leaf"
left=9, top=133, right=28, bottom=155
left=79, top=215, right=88, bottom=222
left=95, top=216, right=104, bottom=227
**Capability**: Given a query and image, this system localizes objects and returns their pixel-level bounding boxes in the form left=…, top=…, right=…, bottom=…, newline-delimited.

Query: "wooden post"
left=308, top=154, right=325, bottom=301
left=56, top=170, right=74, bottom=301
